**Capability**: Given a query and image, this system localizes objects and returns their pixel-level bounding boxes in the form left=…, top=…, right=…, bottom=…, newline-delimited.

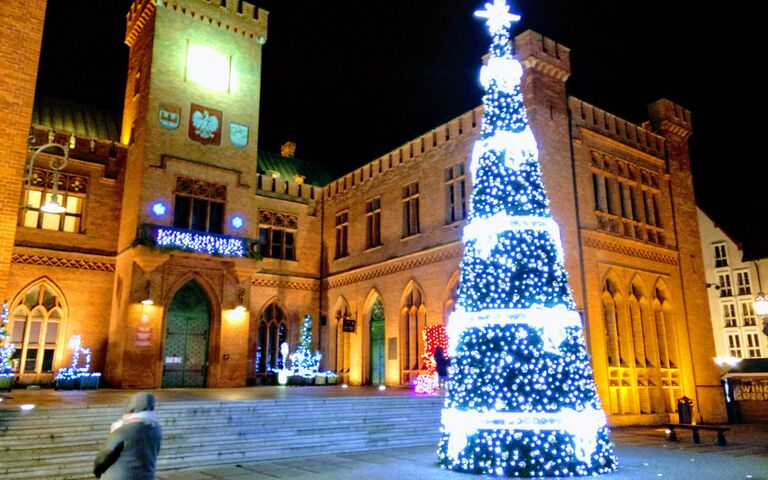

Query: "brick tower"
left=0, top=0, right=48, bottom=293
left=648, top=99, right=727, bottom=422
left=107, top=0, right=268, bottom=387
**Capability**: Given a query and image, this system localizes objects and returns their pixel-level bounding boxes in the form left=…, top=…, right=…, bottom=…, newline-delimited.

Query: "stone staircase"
left=0, top=394, right=443, bottom=480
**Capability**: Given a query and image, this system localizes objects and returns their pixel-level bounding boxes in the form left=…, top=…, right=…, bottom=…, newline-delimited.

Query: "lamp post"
left=25, top=140, right=70, bottom=214
left=751, top=261, right=768, bottom=335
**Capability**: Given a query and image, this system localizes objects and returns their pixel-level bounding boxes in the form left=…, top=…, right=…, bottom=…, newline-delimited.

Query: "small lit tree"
left=290, top=314, right=321, bottom=378
left=0, top=301, right=15, bottom=378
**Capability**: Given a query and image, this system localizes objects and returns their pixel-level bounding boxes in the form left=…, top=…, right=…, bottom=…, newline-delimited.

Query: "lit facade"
left=0, top=0, right=726, bottom=424
left=698, top=207, right=768, bottom=359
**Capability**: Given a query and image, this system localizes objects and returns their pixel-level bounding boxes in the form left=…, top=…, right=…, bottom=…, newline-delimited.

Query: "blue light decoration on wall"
left=231, top=215, right=245, bottom=230
left=151, top=202, right=167, bottom=216
left=156, top=227, right=245, bottom=256
left=436, top=1, right=617, bottom=477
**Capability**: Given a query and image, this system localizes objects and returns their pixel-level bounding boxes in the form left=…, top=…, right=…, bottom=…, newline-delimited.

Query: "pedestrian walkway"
left=157, top=425, right=768, bottom=480
left=3, top=388, right=768, bottom=479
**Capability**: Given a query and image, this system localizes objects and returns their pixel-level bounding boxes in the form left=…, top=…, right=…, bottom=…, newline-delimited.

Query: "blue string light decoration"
left=437, top=1, right=617, bottom=476
left=156, top=227, right=245, bottom=256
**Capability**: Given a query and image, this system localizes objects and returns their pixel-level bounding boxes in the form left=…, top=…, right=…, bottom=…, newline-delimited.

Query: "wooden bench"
left=663, top=423, right=729, bottom=446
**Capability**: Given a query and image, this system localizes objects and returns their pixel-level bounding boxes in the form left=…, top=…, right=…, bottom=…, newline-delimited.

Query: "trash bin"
left=677, top=396, right=693, bottom=424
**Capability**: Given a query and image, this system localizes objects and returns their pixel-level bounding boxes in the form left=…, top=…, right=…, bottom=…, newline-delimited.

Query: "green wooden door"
left=162, top=282, right=210, bottom=388
left=369, top=298, right=385, bottom=385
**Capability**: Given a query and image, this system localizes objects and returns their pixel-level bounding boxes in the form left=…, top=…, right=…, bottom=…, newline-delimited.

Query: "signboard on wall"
left=388, top=337, right=397, bottom=360
left=135, top=327, right=152, bottom=347
left=733, top=380, right=768, bottom=401
left=342, top=319, right=356, bottom=333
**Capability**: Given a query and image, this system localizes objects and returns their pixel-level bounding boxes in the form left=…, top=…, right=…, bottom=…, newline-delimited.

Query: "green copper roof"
left=32, top=96, right=121, bottom=142
left=257, top=150, right=334, bottom=187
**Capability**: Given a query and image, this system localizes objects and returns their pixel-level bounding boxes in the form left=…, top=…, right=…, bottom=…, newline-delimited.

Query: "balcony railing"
left=138, top=223, right=258, bottom=258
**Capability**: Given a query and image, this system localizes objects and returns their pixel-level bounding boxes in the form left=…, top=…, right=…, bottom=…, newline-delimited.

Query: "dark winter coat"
left=94, top=392, right=162, bottom=480
left=435, top=347, right=450, bottom=378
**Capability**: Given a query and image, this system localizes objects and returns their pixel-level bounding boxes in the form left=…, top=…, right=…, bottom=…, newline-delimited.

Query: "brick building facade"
left=0, top=0, right=726, bottom=424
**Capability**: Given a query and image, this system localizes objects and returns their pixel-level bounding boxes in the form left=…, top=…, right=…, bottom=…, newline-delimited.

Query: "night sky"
left=35, top=1, right=763, bottom=244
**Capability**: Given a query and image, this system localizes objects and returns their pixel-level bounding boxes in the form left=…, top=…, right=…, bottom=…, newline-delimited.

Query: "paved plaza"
left=3, top=388, right=767, bottom=479
left=156, top=426, right=768, bottom=480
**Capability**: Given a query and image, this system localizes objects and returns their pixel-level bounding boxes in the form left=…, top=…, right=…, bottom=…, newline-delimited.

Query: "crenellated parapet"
left=255, top=173, right=321, bottom=205
left=323, top=106, right=483, bottom=201
left=647, top=98, right=692, bottom=141
left=569, top=97, right=666, bottom=157
left=126, top=0, right=268, bottom=47
left=125, top=0, right=157, bottom=47
left=28, top=125, right=127, bottom=179
left=515, top=30, right=571, bottom=82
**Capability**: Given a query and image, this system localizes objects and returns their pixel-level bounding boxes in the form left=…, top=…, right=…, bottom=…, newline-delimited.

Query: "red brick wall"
left=0, top=0, right=47, bottom=293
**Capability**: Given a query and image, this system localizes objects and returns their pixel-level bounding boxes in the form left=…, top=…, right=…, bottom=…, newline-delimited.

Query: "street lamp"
left=25, top=140, right=70, bottom=214
left=754, top=292, right=768, bottom=317
left=751, top=261, right=768, bottom=335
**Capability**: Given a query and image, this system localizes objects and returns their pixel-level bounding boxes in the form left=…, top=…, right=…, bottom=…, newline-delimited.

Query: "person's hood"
left=124, top=392, right=155, bottom=413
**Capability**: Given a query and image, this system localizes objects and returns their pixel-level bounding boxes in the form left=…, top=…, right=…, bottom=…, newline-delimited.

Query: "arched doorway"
left=333, top=297, right=351, bottom=384
left=162, top=281, right=211, bottom=388
left=369, top=297, right=385, bottom=385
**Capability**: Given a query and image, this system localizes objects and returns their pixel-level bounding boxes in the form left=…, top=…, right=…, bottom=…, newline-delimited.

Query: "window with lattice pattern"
left=9, top=283, right=63, bottom=375
left=20, top=168, right=87, bottom=233
left=173, top=176, right=226, bottom=234
left=258, top=210, right=297, bottom=260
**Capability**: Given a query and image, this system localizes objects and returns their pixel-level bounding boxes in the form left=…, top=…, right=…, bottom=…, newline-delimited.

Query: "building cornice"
left=251, top=273, right=319, bottom=291
left=324, top=242, right=463, bottom=290
left=582, top=230, right=678, bottom=265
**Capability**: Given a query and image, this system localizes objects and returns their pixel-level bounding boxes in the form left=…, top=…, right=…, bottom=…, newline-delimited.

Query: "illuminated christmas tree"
left=437, top=1, right=617, bottom=476
left=290, top=314, right=321, bottom=378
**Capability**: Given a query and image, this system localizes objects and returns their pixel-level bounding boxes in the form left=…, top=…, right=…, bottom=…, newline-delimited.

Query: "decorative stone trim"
left=12, top=253, right=116, bottom=272
left=583, top=234, right=678, bottom=265
left=325, top=243, right=463, bottom=290
left=251, top=277, right=319, bottom=291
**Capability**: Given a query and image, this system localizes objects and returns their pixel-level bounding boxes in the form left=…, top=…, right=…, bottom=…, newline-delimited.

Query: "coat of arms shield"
left=229, top=122, right=249, bottom=148
left=158, top=103, right=181, bottom=130
left=189, top=103, right=222, bottom=145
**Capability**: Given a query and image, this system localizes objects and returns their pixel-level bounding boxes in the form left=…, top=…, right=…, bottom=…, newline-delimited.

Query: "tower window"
left=172, top=176, right=226, bottom=234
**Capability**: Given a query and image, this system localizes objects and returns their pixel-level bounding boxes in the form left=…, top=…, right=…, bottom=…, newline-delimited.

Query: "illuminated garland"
left=55, top=335, right=101, bottom=381
left=0, top=301, right=14, bottom=378
left=437, top=1, right=616, bottom=476
left=156, top=228, right=245, bottom=256
left=415, top=324, right=450, bottom=394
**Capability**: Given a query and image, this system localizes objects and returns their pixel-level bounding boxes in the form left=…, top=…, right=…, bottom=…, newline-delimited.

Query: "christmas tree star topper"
left=474, top=0, right=521, bottom=34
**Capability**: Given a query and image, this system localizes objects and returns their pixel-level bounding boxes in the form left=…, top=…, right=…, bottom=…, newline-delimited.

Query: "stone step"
left=2, top=428, right=441, bottom=479
left=1, top=418, right=441, bottom=455
left=2, top=434, right=442, bottom=480
left=0, top=405, right=437, bottom=435
left=0, top=398, right=438, bottom=424
left=1, top=394, right=443, bottom=480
